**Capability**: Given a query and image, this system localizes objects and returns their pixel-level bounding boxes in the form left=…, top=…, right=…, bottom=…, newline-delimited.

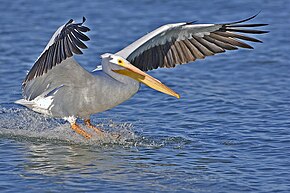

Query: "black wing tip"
left=66, top=19, right=74, bottom=26
left=221, top=12, right=269, bottom=35
left=226, top=11, right=262, bottom=25
left=223, top=11, right=269, bottom=30
left=186, top=20, right=198, bottom=25
left=229, top=23, right=268, bottom=28
left=226, top=28, right=269, bottom=34
left=66, top=17, right=89, bottom=29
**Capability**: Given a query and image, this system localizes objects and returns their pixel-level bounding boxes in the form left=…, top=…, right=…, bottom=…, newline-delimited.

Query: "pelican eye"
left=118, top=59, right=123, bottom=64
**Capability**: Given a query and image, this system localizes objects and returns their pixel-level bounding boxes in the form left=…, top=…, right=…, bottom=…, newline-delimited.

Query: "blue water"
left=0, top=0, right=289, bottom=192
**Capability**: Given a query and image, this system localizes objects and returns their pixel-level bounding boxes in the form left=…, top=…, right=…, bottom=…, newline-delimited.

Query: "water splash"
left=0, top=105, right=193, bottom=148
left=0, top=105, right=137, bottom=145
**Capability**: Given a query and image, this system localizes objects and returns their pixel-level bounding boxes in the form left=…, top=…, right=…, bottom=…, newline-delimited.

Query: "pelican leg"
left=84, top=119, right=104, bottom=136
left=71, top=122, right=92, bottom=139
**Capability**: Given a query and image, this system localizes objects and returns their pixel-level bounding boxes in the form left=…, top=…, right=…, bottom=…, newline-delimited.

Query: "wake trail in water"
left=0, top=104, right=193, bottom=148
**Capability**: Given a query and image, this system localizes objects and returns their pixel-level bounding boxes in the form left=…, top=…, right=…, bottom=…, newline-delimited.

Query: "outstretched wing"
left=116, top=14, right=268, bottom=71
left=23, top=17, right=90, bottom=87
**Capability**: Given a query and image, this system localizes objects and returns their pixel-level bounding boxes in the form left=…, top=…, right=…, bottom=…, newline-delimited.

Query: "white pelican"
left=15, top=15, right=268, bottom=139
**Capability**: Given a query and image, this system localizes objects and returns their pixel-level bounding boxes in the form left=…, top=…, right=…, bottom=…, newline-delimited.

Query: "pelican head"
left=103, top=53, right=180, bottom=98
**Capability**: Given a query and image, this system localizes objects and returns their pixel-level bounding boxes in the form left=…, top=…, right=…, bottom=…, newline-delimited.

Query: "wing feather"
left=204, top=35, right=238, bottom=50
left=188, top=38, right=211, bottom=57
left=188, top=38, right=205, bottom=59
left=213, top=31, right=262, bottom=43
left=182, top=40, right=196, bottom=61
left=23, top=17, right=90, bottom=87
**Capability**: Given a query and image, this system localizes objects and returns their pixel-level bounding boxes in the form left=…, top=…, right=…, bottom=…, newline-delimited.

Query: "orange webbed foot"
left=84, top=119, right=104, bottom=136
left=84, top=119, right=120, bottom=139
left=71, top=122, right=92, bottom=139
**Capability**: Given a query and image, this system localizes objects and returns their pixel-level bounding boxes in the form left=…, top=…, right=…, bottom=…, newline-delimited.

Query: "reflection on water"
left=23, top=143, right=121, bottom=177
left=16, top=137, right=217, bottom=192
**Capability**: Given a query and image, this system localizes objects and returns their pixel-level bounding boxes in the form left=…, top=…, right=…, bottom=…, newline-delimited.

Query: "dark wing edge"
left=128, top=14, right=268, bottom=71
left=22, top=17, right=90, bottom=87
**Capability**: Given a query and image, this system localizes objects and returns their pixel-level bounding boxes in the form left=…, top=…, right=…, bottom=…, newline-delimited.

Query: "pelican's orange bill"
left=113, top=61, right=180, bottom=99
